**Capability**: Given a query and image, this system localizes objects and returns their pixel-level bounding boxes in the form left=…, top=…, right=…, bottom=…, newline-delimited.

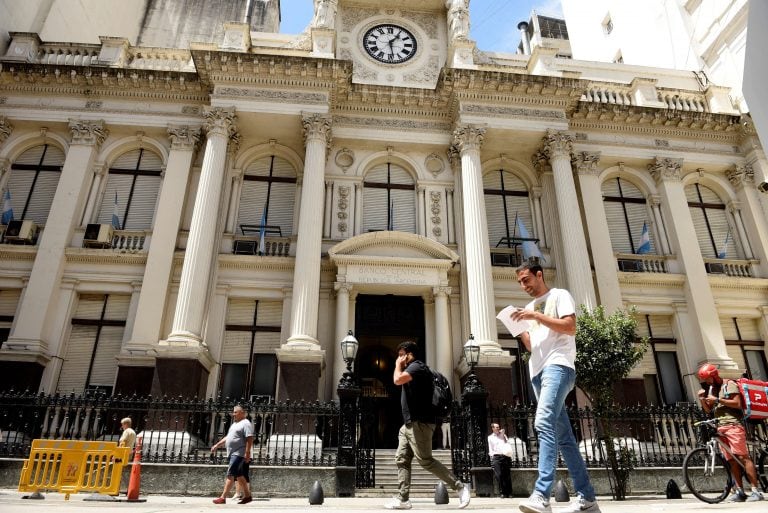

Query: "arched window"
left=484, top=169, right=533, bottom=247
left=685, top=183, right=738, bottom=259
left=4, top=144, right=65, bottom=225
left=238, top=155, right=297, bottom=237
left=96, top=148, right=163, bottom=230
left=362, top=162, right=416, bottom=233
left=602, top=177, right=654, bottom=254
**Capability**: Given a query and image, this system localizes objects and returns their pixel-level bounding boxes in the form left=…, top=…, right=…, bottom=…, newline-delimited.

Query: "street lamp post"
left=461, top=334, right=493, bottom=497
left=336, top=330, right=360, bottom=496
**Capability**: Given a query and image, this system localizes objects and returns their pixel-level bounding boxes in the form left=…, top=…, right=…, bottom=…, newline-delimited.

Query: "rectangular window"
left=654, top=350, right=686, bottom=404
left=744, top=350, right=768, bottom=381
left=220, top=363, right=248, bottom=400
left=250, top=354, right=277, bottom=398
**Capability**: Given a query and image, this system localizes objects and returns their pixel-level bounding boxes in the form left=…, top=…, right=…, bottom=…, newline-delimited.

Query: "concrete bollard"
left=434, top=481, right=449, bottom=504
left=665, top=479, right=682, bottom=499
left=309, top=480, right=324, bottom=505
left=553, top=479, right=570, bottom=502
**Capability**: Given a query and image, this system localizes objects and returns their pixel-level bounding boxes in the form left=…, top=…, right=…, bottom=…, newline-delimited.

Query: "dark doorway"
left=354, top=294, right=425, bottom=448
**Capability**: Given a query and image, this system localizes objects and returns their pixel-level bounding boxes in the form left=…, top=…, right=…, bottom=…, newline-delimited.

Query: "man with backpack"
left=697, top=363, right=765, bottom=502
left=384, top=340, right=470, bottom=510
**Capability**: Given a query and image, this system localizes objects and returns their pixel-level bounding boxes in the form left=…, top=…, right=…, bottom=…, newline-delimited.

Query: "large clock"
left=362, top=24, right=417, bottom=64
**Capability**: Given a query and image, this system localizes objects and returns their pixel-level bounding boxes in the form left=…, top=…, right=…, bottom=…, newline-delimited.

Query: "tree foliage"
left=575, top=305, right=648, bottom=409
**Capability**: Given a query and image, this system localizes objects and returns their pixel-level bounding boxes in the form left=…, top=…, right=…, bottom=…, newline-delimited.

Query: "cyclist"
left=696, top=363, right=765, bottom=502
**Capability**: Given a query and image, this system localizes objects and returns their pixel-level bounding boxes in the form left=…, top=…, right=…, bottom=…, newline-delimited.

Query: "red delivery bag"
left=735, top=378, right=768, bottom=420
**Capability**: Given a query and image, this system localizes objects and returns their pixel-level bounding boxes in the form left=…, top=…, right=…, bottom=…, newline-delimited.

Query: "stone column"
left=286, top=114, right=331, bottom=350
left=165, top=110, right=235, bottom=348
left=451, top=125, right=499, bottom=350
left=531, top=186, right=547, bottom=248
left=446, top=187, right=455, bottom=244
left=532, top=150, right=566, bottom=290
left=80, top=162, right=106, bottom=225
left=417, top=185, right=426, bottom=236
left=649, top=157, right=733, bottom=369
left=226, top=171, right=243, bottom=233
left=354, top=182, right=363, bottom=235
left=118, top=126, right=200, bottom=376
left=424, top=290, right=436, bottom=367
left=727, top=166, right=766, bottom=268
left=277, top=114, right=330, bottom=402
left=434, top=286, right=453, bottom=380
left=649, top=195, right=671, bottom=255
left=332, top=282, right=352, bottom=395
left=573, top=151, right=622, bottom=312
left=323, top=179, right=333, bottom=238
left=541, top=130, right=596, bottom=309
left=727, top=200, right=752, bottom=259
left=0, top=120, right=107, bottom=385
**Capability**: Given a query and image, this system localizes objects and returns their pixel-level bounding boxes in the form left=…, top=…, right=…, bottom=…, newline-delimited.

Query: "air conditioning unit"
left=617, top=259, right=641, bottom=272
left=705, top=262, right=726, bottom=274
left=83, top=223, right=114, bottom=247
left=233, top=240, right=257, bottom=255
left=491, top=252, right=514, bottom=267
left=4, top=219, right=38, bottom=243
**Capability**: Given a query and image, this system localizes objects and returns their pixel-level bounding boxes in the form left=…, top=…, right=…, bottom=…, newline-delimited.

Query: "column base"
left=0, top=359, right=45, bottom=392
left=151, top=358, right=209, bottom=398
left=115, top=365, right=155, bottom=396
left=275, top=346, right=325, bottom=402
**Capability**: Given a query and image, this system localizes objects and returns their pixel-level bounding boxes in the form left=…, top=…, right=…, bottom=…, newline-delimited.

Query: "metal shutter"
left=57, top=324, right=98, bottom=393
left=720, top=316, right=761, bottom=341
left=97, top=150, right=163, bottom=230
left=362, top=163, right=415, bottom=233
left=484, top=170, right=533, bottom=247
left=686, top=184, right=735, bottom=259
left=222, top=300, right=282, bottom=363
left=238, top=157, right=296, bottom=237
left=253, top=301, right=281, bottom=353
left=0, top=289, right=21, bottom=316
left=602, top=178, right=653, bottom=255
left=7, top=145, right=65, bottom=225
left=363, top=186, right=388, bottom=232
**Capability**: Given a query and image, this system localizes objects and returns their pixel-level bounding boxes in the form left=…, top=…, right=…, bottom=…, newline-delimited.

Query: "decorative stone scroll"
left=648, top=157, right=683, bottom=183
left=167, top=125, right=202, bottom=151
left=69, top=119, right=108, bottom=146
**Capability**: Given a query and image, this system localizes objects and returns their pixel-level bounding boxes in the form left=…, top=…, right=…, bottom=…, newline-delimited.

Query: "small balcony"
left=615, top=254, right=668, bottom=273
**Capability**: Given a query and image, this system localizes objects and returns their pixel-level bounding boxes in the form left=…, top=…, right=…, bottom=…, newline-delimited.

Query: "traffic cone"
left=126, top=436, right=143, bottom=502
left=434, top=482, right=449, bottom=504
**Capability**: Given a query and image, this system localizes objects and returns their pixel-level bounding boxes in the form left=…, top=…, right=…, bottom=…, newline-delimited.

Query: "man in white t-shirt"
left=511, top=262, right=600, bottom=513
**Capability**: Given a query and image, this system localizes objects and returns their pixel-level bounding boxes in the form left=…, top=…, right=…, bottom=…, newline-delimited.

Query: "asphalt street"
left=0, top=490, right=765, bottom=512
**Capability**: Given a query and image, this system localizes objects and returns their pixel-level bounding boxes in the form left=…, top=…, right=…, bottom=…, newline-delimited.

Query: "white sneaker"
left=747, top=490, right=765, bottom=502
left=384, top=497, right=412, bottom=510
left=519, top=492, right=551, bottom=513
left=560, top=495, right=601, bottom=513
left=457, top=483, right=470, bottom=509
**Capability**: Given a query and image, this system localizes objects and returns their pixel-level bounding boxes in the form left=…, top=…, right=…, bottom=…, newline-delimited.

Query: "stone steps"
left=360, top=449, right=463, bottom=497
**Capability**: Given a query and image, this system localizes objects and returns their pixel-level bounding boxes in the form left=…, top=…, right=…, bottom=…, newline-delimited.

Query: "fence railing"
left=0, top=392, right=338, bottom=466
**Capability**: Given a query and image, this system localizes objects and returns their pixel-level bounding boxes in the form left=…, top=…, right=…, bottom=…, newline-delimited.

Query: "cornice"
left=0, top=246, right=37, bottom=261
left=709, top=275, right=768, bottom=292
left=569, top=103, right=741, bottom=143
left=331, top=253, right=456, bottom=271
left=65, top=248, right=148, bottom=265
left=618, top=272, right=687, bottom=288
left=218, top=254, right=297, bottom=271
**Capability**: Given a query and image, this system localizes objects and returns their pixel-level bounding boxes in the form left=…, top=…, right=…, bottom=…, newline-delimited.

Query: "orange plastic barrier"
left=18, top=439, right=130, bottom=500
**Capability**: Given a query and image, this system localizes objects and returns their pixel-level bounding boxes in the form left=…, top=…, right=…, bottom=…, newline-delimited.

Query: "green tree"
left=574, top=305, right=648, bottom=500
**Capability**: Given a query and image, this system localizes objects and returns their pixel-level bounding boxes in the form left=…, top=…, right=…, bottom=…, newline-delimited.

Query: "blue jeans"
left=531, top=364, right=595, bottom=501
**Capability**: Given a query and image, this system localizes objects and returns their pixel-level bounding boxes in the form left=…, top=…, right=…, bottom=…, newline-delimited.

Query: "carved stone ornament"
left=302, top=114, right=332, bottom=147
left=726, top=164, right=755, bottom=187
left=68, top=119, right=108, bottom=146
left=531, top=150, right=551, bottom=174
left=572, top=151, right=601, bottom=176
left=648, top=157, right=683, bottom=183
left=451, top=125, right=486, bottom=154
left=167, top=125, right=202, bottom=151
left=425, top=153, right=445, bottom=177
left=430, top=190, right=442, bottom=237
left=0, top=116, right=13, bottom=144
left=541, top=129, right=573, bottom=160
left=337, top=185, right=350, bottom=234
left=203, top=107, right=237, bottom=139
left=335, top=148, right=355, bottom=172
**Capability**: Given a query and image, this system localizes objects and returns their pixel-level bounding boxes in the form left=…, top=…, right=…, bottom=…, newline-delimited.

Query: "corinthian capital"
left=167, top=125, right=202, bottom=151
left=541, top=129, right=572, bottom=160
left=0, top=116, right=13, bottom=144
left=648, top=157, right=683, bottom=183
left=301, top=114, right=332, bottom=146
left=531, top=149, right=551, bottom=175
left=451, top=124, right=486, bottom=154
left=726, top=164, right=754, bottom=187
left=203, top=107, right=237, bottom=138
left=572, top=151, right=601, bottom=176
left=68, top=119, right=108, bottom=146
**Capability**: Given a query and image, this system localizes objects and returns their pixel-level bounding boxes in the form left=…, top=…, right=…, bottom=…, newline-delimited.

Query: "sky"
left=278, top=0, right=564, bottom=54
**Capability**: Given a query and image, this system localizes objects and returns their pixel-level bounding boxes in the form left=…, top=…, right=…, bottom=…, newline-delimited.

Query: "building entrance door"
left=354, top=294, right=425, bottom=448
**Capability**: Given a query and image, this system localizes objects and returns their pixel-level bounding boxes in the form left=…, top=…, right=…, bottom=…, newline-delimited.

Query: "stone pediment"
left=329, top=231, right=458, bottom=264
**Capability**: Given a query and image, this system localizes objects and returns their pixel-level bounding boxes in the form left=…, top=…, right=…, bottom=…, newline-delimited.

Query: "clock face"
left=363, top=24, right=417, bottom=64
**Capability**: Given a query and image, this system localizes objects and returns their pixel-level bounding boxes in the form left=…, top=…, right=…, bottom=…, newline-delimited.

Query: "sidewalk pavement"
left=0, top=490, right=765, bottom=512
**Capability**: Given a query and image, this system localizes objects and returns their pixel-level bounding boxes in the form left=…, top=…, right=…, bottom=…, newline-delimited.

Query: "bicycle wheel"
left=758, top=450, right=768, bottom=492
left=683, top=446, right=732, bottom=503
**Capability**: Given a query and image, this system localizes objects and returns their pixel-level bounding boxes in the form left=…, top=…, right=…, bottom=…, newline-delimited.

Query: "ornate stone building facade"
left=0, top=1, right=766, bottom=436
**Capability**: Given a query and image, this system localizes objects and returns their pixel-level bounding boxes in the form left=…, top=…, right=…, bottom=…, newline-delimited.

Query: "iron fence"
left=0, top=391, right=339, bottom=466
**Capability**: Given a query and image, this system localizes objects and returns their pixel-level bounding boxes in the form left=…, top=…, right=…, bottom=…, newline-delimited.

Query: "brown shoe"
left=238, top=496, right=253, bottom=505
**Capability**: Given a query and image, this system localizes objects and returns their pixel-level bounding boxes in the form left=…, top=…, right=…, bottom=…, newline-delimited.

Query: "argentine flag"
left=387, top=200, right=394, bottom=231
left=717, top=228, right=731, bottom=259
left=515, top=217, right=543, bottom=261
left=111, top=192, right=121, bottom=229
left=1, top=189, right=13, bottom=225
left=258, top=203, right=267, bottom=255
left=636, top=222, right=651, bottom=254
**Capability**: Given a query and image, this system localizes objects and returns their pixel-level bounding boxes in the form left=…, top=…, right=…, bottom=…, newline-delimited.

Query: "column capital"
left=531, top=186, right=543, bottom=199
left=648, top=194, right=662, bottom=207
left=531, top=149, right=552, bottom=175
left=203, top=107, right=237, bottom=138
left=167, top=125, right=202, bottom=151
left=334, top=281, right=353, bottom=294
left=572, top=151, right=601, bottom=176
left=433, top=286, right=452, bottom=297
left=0, top=116, right=13, bottom=145
left=301, top=113, right=332, bottom=147
left=0, top=157, right=10, bottom=175
left=648, top=157, right=683, bottom=183
left=541, top=129, right=573, bottom=160
left=726, top=200, right=742, bottom=213
left=92, top=161, right=107, bottom=177
left=68, top=119, right=108, bottom=146
left=726, top=164, right=754, bottom=188
left=451, top=124, right=486, bottom=154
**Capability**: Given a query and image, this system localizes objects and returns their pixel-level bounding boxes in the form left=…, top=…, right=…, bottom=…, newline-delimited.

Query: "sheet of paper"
left=496, top=305, right=530, bottom=337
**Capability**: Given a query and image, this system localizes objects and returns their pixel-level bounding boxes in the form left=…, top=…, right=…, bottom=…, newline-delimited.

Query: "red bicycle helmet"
left=697, top=363, right=720, bottom=381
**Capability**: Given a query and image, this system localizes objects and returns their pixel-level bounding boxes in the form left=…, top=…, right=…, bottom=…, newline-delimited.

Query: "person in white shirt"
left=487, top=423, right=512, bottom=498
left=118, top=417, right=136, bottom=450
left=512, top=262, right=600, bottom=513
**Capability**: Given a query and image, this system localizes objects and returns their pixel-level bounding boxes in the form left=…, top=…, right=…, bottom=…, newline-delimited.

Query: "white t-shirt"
left=525, top=288, right=577, bottom=378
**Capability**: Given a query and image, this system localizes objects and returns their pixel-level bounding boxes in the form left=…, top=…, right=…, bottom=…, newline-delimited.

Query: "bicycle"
left=682, top=418, right=768, bottom=503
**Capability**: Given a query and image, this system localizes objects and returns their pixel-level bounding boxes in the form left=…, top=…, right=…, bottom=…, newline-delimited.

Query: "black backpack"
left=429, top=367, right=453, bottom=418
